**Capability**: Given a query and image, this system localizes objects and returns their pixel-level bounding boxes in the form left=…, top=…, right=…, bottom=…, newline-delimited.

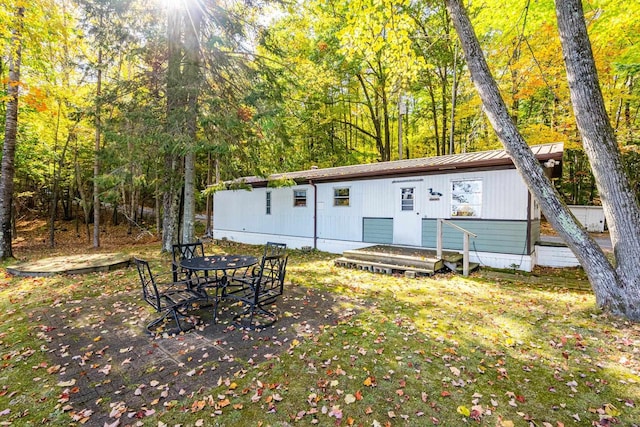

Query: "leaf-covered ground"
left=1, top=220, right=639, bottom=426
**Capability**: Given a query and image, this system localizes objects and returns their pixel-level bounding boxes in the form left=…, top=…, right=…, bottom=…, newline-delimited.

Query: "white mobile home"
left=213, top=143, right=564, bottom=271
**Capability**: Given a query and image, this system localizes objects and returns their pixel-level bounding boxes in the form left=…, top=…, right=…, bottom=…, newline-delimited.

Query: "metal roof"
left=232, top=142, right=564, bottom=187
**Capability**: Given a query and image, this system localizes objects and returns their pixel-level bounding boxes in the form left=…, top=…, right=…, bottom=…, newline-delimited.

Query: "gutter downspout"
left=310, top=180, right=317, bottom=250
left=526, top=191, right=532, bottom=254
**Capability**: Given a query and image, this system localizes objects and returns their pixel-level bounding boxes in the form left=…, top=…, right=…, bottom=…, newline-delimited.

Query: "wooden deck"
left=6, top=253, right=131, bottom=277
left=334, top=245, right=477, bottom=277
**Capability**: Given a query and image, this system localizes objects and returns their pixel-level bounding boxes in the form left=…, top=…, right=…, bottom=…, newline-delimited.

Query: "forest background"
left=1, top=0, right=639, bottom=247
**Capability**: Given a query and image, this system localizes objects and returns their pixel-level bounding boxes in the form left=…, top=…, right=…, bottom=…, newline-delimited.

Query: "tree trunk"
left=162, top=6, right=185, bottom=251
left=356, top=73, right=385, bottom=161
left=440, top=68, right=449, bottom=154
left=155, top=169, right=161, bottom=239
left=0, top=7, right=24, bottom=260
left=93, top=42, right=102, bottom=248
left=181, top=0, right=202, bottom=244
left=555, top=0, right=640, bottom=315
left=449, top=45, right=458, bottom=155
left=446, top=0, right=640, bottom=320
left=74, top=160, right=91, bottom=242
left=426, top=74, right=441, bottom=155
left=205, top=153, right=213, bottom=236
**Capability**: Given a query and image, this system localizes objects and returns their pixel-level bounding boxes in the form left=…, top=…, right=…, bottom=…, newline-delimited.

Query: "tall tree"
left=0, top=6, right=24, bottom=260
left=93, top=14, right=103, bottom=248
left=445, top=0, right=640, bottom=320
left=162, top=5, right=183, bottom=252
left=181, top=0, right=203, bottom=244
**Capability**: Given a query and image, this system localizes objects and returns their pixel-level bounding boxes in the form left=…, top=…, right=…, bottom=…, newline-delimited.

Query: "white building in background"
left=212, top=143, right=567, bottom=271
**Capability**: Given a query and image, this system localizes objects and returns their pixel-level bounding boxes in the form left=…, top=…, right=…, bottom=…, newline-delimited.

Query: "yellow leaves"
left=457, top=405, right=471, bottom=417
left=604, top=403, right=620, bottom=417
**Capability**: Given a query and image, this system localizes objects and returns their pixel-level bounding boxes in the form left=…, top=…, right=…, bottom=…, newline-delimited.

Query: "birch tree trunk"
left=0, top=7, right=24, bottom=260
left=445, top=0, right=640, bottom=320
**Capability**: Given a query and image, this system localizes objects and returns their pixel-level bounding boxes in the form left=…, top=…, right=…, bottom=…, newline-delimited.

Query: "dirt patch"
left=12, top=218, right=158, bottom=260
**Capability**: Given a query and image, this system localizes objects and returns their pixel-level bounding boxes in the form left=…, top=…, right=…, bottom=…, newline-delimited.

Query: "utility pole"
left=398, top=96, right=406, bottom=160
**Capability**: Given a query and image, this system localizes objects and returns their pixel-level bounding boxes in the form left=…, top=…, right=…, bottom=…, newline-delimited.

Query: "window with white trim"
left=401, top=187, right=414, bottom=211
left=333, top=187, right=350, bottom=206
left=451, top=179, right=482, bottom=217
left=293, top=189, right=307, bottom=207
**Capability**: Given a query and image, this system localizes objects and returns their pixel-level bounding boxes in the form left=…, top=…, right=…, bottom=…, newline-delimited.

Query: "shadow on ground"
left=35, top=283, right=359, bottom=425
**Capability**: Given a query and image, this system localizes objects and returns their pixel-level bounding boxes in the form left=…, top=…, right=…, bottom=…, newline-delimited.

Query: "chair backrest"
left=134, top=258, right=162, bottom=311
left=263, top=242, right=287, bottom=259
left=172, top=242, right=205, bottom=281
left=172, top=242, right=205, bottom=262
left=255, top=243, right=288, bottom=299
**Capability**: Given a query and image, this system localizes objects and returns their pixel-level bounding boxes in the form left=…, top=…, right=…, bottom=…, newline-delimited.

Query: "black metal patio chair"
left=224, top=242, right=288, bottom=329
left=134, top=257, right=207, bottom=334
left=225, top=242, right=287, bottom=290
left=171, top=241, right=206, bottom=283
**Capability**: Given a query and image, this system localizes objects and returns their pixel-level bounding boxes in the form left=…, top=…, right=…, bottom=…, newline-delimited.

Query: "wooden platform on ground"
left=334, top=245, right=478, bottom=277
left=6, top=253, right=131, bottom=277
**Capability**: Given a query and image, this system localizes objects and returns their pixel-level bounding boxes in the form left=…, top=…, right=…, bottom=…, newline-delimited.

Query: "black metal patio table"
left=180, top=255, right=258, bottom=323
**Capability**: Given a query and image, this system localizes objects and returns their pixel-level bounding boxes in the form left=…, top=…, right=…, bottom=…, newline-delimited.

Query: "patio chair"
left=225, top=243, right=288, bottom=329
left=171, top=241, right=206, bottom=283
left=134, top=257, right=206, bottom=334
left=226, top=242, right=287, bottom=291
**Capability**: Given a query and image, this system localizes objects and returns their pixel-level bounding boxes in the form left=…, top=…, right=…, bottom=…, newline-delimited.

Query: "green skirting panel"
left=363, top=217, right=393, bottom=244
left=422, top=219, right=533, bottom=255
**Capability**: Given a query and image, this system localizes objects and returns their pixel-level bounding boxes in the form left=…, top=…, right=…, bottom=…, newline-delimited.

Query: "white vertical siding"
left=214, top=186, right=313, bottom=238
left=214, top=169, right=530, bottom=241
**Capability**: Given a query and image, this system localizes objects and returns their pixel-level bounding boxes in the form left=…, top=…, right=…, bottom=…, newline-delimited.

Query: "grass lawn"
left=1, top=238, right=638, bottom=426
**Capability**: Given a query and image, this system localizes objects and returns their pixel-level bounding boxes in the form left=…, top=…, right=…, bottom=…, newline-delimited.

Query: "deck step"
left=454, top=262, right=480, bottom=274
left=334, top=257, right=436, bottom=276
left=343, top=249, right=443, bottom=272
left=334, top=245, right=478, bottom=277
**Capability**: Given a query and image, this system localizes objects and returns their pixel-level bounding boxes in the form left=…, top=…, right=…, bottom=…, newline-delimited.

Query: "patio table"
left=180, top=255, right=258, bottom=323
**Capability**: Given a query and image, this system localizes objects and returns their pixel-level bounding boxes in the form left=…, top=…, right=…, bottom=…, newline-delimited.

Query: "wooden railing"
left=436, top=219, right=478, bottom=276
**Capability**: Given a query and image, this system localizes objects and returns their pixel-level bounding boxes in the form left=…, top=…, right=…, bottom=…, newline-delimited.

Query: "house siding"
left=363, top=218, right=394, bottom=243
left=421, top=219, right=532, bottom=255
left=211, top=145, right=563, bottom=271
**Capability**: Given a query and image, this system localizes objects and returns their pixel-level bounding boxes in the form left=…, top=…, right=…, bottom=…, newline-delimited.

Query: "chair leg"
left=146, top=312, right=170, bottom=333
left=212, top=289, right=220, bottom=324
left=233, top=303, right=277, bottom=330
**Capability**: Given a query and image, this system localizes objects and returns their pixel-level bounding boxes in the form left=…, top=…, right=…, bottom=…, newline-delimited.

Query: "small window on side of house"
left=293, top=189, right=307, bottom=207
left=334, top=187, right=350, bottom=206
left=266, top=191, right=271, bottom=215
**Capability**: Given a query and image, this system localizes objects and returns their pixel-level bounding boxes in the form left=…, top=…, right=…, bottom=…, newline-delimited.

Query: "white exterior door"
left=393, top=181, right=423, bottom=246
